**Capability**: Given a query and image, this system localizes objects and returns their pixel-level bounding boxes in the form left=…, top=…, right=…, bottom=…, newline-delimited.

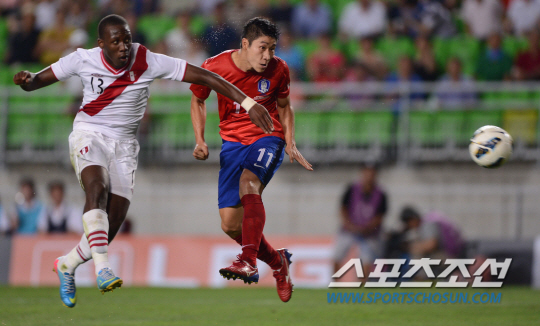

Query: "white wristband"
left=241, top=97, right=257, bottom=112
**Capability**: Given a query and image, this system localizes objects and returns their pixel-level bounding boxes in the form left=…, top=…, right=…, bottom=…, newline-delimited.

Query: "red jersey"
left=190, top=50, right=290, bottom=145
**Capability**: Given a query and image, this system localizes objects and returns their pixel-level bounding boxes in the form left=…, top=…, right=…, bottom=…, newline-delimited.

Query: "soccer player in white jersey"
left=13, top=14, right=274, bottom=308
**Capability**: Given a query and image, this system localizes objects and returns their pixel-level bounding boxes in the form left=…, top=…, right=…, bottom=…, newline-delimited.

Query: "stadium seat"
left=503, top=109, right=538, bottom=145
left=42, top=114, right=73, bottom=147
left=407, top=111, right=433, bottom=146
left=448, top=36, right=480, bottom=76
left=295, top=111, right=324, bottom=149
left=296, top=39, right=320, bottom=59
left=502, top=36, right=528, bottom=59
left=6, top=114, right=42, bottom=149
left=376, top=37, right=415, bottom=70
left=325, top=112, right=360, bottom=148
left=433, top=37, right=451, bottom=70
left=138, top=15, right=176, bottom=46
left=0, top=17, right=7, bottom=63
left=432, top=111, right=466, bottom=146
left=464, top=110, right=502, bottom=138
left=205, top=112, right=222, bottom=148
left=356, top=111, right=394, bottom=146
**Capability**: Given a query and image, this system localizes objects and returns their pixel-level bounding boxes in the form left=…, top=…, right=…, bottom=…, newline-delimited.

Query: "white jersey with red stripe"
left=50, top=43, right=187, bottom=140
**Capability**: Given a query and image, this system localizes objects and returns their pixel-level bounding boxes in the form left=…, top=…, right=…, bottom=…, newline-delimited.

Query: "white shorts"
left=69, top=130, right=139, bottom=201
left=333, top=231, right=382, bottom=264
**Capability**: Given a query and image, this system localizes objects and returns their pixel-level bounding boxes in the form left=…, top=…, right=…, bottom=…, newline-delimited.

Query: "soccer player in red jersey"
left=190, top=17, right=313, bottom=302
left=13, top=14, right=273, bottom=308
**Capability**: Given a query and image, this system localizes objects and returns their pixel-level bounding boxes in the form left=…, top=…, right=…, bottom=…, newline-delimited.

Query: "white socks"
left=82, top=209, right=111, bottom=275
left=60, top=234, right=92, bottom=274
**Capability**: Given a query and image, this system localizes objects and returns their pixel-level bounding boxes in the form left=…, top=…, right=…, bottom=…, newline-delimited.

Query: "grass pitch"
left=0, top=286, right=539, bottom=326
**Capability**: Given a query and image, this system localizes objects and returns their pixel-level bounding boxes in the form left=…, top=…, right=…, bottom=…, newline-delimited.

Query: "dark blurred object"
left=5, top=12, right=39, bottom=64
left=201, top=2, right=238, bottom=56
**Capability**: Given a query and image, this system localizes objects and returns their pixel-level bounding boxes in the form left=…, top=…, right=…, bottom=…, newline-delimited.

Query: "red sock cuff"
left=241, top=194, right=263, bottom=206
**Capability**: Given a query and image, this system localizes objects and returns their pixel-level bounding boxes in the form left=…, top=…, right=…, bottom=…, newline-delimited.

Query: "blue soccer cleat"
left=53, top=257, right=77, bottom=308
left=96, top=268, right=123, bottom=294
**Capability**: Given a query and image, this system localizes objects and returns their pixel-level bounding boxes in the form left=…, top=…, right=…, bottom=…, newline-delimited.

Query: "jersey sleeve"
left=146, top=50, right=187, bottom=81
left=50, top=50, right=82, bottom=81
left=277, top=62, right=291, bottom=98
left=189, top=59, right=212, bottom=100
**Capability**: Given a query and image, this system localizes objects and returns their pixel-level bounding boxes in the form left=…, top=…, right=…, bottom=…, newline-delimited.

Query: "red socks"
left=239, top=194, right=267, bottom=267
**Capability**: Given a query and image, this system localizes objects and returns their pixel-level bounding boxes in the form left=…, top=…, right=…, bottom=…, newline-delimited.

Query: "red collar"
left=100, top=50, right=130, bottom=74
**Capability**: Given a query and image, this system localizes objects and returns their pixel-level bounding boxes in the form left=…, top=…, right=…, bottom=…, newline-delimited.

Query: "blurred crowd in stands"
left=2, top=0, right=540, bottom=87
left=0, top=177, right=132, bottom=236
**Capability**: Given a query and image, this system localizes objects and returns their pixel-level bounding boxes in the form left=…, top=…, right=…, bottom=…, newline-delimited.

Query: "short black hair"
left=241, top=17, right=280, bottom=46
left=48, top=180, right=64, bottom=192
left=400, top=206, right=421, bottom=222
left=20, top=177, right=35, bottom=190
left=98, top=14, right=129, bottom=39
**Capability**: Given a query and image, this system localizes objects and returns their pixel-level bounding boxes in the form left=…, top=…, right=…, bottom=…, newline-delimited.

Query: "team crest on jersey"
left=80, top=146, right=89, bottom=155
left=258, top=79, right=270, bottom=94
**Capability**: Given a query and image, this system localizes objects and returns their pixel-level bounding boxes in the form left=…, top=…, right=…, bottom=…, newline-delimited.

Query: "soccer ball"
left=469, top=125, right=513, bottom=168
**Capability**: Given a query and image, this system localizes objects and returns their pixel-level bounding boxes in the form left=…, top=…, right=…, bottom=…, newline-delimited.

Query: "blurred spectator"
left=198, top=0, right=224, bottom=15
left=387, top=56, right=423, bottom=84
left=269, top=0, right=294, bottom=30
left=201, top=2, right=238, bottom=56
left=413, top=35, right=439, bottom=81
left=338, top=0, right=387, bottom=40
left=400, top=207, right=464, bottom=260
left=35, top=10, right=74, bottom=66
left=332, top=164, right=387, bottom=275
left=344, top=61, right=377, bottom=106
left=513, top=29, right=540, bottom=80
left=64, top=0, right=91, bottom=30
left=98, top=0, right=133, bottom=17
left=124, top=11, right=147, bottom=45
left=165, top=10, right=192, bottom=60
left=34, top=0, right=58, bottom=31
left=508, top=0, right=540, bottom=36
left=225, top=0, right=260, bottom=32
left=461, top=0, right=502, bottom=40
left=355, top=37, right=388, bottom=80
left=38, top=181, right=83, bottom=234
left=60, top=28, right=88, bottom=97
left=386, top=56, right=426, bottom=109
left=388, top=0, right=455, bottom=38
left=291, top=0, right=332, bottom=39
left=5, top=12, right=40, bottom=65
left=306, top=34, right=346, bottom=82
left=275, top=29, right=305, bottom=79
left=14, top=178, right=46, bottom=235
left=0, top=197, right=11, bottom=234
left=475, top=33, right=513, bottom=80
left=435, top=57, right=478, bottom=108
left=420, top=0, right=457, bottom=38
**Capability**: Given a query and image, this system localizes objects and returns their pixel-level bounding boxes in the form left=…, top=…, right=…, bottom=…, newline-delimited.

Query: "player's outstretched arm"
left=13, top=67, right=59, bottom=92
left=191, top=94, right=209, bottom=160
left=277, top=96, right=313, bottom=171
left=183, top=63, right=274, bottom=134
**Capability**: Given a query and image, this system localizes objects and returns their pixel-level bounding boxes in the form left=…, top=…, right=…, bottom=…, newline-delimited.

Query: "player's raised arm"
left=183, top=63, right=274, bottom=134
left=277, top=96, right=313, bottom=171
left=13, top=67, right=59, bottom=92
left=191, top=94, right=209, bottom=160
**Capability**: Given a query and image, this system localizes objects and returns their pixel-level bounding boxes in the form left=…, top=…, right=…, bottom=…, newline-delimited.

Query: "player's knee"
left=221, top=222, right=241, bottom=238
left=85, top=180, right=109, bottom=206
left=239, top=179, right=260, bottom=198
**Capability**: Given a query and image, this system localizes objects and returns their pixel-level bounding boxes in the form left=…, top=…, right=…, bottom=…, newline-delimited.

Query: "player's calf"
left=83, top=209, right=123, bottom=292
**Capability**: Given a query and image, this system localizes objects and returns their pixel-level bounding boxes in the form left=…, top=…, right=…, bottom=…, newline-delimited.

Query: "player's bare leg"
left=219, top=170, right=294, bottom=301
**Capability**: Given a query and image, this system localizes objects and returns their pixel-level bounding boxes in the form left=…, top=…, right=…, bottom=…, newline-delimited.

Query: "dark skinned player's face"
left=98, top=24, right=132, bottom=69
